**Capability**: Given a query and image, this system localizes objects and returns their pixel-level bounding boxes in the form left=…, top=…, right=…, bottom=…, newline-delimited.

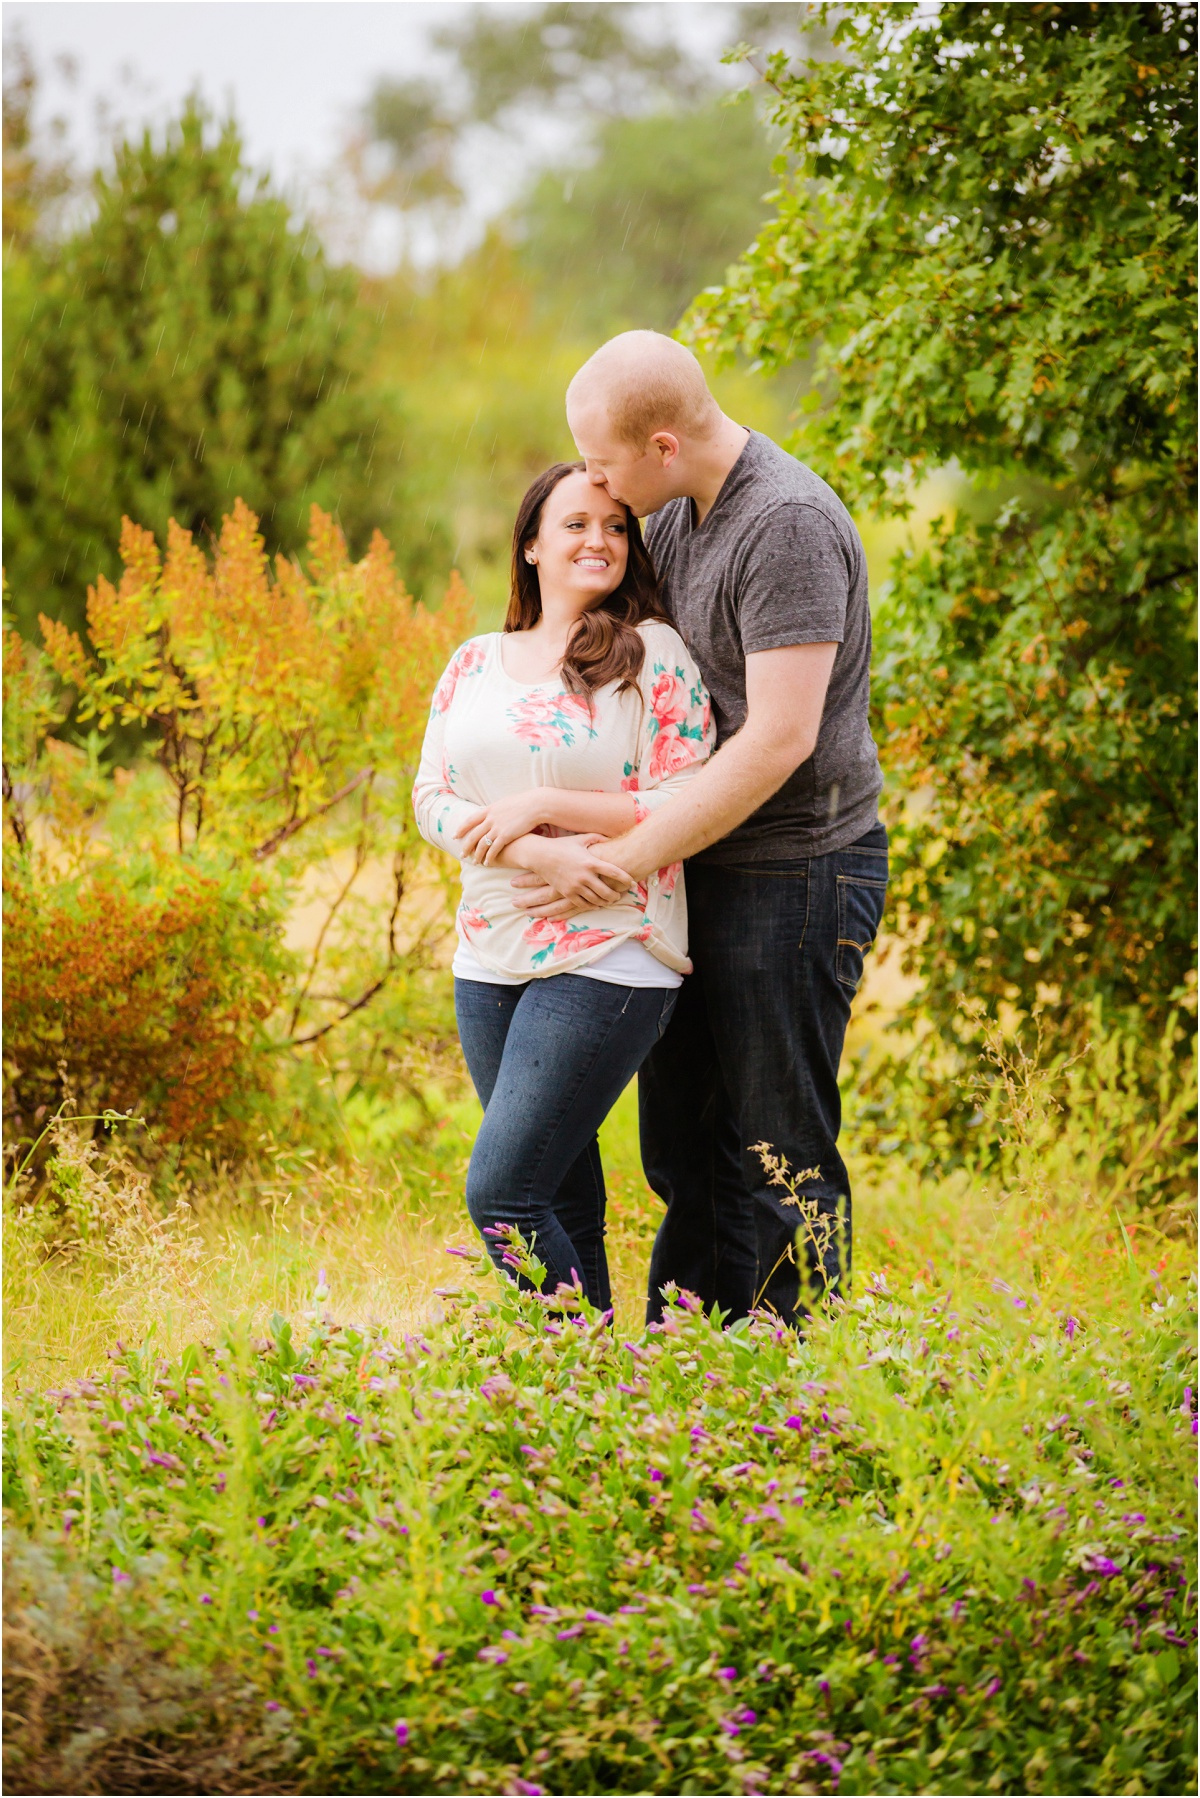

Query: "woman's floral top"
left=413, top=624, right=714, bottom=979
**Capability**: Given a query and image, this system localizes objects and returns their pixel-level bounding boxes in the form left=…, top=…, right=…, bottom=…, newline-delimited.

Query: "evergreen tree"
left=4, top=102, right=440, bottom=638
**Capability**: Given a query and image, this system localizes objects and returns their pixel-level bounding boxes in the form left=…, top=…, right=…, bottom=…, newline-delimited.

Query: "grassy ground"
left=4, top=1009, right=1196, bottom=1795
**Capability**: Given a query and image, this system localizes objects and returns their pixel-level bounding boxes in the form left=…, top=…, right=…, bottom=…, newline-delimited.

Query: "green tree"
left=518, top=97, right=777, bottom=333
left=4, top=101, right=442, bottom=639
left=693, top=1, right=1196, bottom=1040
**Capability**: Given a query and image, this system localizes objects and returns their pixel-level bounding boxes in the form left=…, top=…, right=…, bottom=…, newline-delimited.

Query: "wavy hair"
left=505, top=461, right=668, bottom=698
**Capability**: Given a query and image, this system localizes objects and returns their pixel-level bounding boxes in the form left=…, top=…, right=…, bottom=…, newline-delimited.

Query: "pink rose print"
left=506, top=690, right=597, bottom=750
left=431, top=639, right=487, bottom=714
left=522, top=917, right=615, bottom=968
left=649, top=669, right=688, bottom=731
left=633, top=918, right=654, bottom=943
left=649, top=728, right=704, bottom=782
left=656, top=862, right=681, bottom=898
left=458, top=904, right=492, bottom=934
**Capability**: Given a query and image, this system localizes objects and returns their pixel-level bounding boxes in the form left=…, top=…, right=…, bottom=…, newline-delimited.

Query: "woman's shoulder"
left=637, top=618, right=689, bottom=656
left=431, top=634, right=495, bottom=712
left=636, top=619, right=701, bottom=676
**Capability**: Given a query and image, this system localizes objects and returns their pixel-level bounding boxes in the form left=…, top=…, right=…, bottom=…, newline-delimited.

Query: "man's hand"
left=511, top=833, right=634, bottom=911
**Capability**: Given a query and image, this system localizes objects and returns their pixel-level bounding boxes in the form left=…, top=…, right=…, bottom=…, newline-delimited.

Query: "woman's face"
left=529, top=469, right=629, bottom=611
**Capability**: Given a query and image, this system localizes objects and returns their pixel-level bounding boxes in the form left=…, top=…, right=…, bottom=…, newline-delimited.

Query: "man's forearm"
left=607, top=725, right=807, bottom=880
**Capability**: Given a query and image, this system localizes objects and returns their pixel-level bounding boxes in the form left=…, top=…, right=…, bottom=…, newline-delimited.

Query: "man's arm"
left=512, top=642, right=837, bottom=915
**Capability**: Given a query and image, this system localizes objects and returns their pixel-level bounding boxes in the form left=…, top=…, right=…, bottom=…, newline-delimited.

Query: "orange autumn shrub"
left=3, top=502, right=469, bottom=1158
left=3, top=854, right=288, bottom=1148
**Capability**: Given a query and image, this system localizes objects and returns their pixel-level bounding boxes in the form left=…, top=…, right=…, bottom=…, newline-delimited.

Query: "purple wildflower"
left=394, top=1720, right=409, bottom=1746
left=248, top=1608, right=260, bottom=1621
left=481, top=1589, right=499, bottom=1606
left=1064, top=1316, right=1079, bottom=1341
left=648, top=1468, right=665, bottom=1482
left=112, top=1567, right=132, bottom=1585
left=1087, top=1555, right=1121, bottom=1577
left=266, top=1702, right=281, bottom=1713
left=556, top=1626, right=583, bottom=1640
left=306, top=1659, right=318, bottom=1677
left=511, top=1782, right=544, bottom=1796
left=199, top=1593, right=213, bottom=1606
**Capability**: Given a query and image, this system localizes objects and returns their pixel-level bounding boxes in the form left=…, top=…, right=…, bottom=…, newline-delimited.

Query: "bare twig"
left=251, top=767, right=375, bottom=862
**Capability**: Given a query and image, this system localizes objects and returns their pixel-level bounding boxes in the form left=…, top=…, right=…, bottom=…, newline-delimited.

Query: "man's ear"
left=650, top=432, right=681, bottom=469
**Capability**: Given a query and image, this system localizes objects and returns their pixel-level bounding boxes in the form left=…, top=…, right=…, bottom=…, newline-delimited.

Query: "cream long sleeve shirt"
left=413, top=623, right=714, bottom=979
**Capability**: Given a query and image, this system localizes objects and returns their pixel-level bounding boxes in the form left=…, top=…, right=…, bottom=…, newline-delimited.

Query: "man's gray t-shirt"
left=645, top=430, right=883, bottom=862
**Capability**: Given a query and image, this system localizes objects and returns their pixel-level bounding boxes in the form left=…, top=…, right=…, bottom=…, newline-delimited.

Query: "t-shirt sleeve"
left=736, top=503, right=851, bottom=654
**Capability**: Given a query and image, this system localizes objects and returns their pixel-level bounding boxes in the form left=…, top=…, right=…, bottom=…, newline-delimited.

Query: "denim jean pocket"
left=657, top=988, right=679, bottom=1039
left=836, top=875, right=888, bottom=994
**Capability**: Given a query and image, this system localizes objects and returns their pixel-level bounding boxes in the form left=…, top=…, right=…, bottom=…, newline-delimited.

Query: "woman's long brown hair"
left=505, top=461, right=668, bottom=698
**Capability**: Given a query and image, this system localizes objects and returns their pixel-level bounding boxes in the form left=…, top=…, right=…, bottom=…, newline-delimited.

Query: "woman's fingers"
left=458, top=815, right=490, bottom=857
left=482, top=823, right=520, bottom=866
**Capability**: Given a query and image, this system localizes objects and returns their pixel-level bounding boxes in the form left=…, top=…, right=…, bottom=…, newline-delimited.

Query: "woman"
left=413, top=462, right=713, bottom=1311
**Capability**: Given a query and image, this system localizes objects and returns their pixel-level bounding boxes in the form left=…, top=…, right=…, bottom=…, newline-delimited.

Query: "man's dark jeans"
left=639, top=821, right=888, bottom=1325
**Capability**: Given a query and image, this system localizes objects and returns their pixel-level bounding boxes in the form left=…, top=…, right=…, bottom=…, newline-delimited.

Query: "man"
left=514, top=330, right=887, bottom=1325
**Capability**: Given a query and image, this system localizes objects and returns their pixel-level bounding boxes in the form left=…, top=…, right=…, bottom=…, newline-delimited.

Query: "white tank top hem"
left=452, top=938, right=682, bottom=990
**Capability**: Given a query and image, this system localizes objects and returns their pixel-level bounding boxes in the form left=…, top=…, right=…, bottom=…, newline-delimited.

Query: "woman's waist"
left=456, top=865, right=650, bottom=935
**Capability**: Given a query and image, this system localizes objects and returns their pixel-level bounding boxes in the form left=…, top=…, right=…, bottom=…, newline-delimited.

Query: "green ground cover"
left=4, top=1070, right=1196, bottom=1796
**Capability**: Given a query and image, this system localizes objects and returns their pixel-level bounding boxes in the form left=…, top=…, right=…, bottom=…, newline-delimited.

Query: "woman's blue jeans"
left=455, top=975, right=677, bottom=1309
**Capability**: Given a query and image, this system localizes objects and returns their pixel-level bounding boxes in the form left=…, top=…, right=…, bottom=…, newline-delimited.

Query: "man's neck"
left=687, top=416, right=751, bottom=523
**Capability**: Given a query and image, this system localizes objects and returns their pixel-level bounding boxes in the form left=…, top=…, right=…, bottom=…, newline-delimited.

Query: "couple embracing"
left=414, top=331, right=887, bottom=1327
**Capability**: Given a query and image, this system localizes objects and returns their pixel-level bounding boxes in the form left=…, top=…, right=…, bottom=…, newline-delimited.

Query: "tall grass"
left=3, top=1029, right=1196, bottom=1795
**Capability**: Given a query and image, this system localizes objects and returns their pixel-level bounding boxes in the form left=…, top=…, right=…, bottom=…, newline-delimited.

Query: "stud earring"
left=525, top=552, right=537, bottom=564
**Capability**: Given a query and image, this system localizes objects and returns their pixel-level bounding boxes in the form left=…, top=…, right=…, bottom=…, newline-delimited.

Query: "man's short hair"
left=568, top=330, right=720, bottom=449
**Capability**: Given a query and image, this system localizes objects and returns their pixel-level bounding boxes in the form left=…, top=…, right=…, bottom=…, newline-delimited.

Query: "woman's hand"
left=514, top=833, right=634, bottom=909
left=457, top=793, right=558, bottom=864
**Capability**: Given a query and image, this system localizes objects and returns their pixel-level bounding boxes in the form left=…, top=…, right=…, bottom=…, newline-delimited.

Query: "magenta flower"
left=648, top=1468, right=665, bottom=1482
left=112, top=1567, right=132, bottom=1585
left=265, top=1701, right=281, bottom=1713
left=1064, top=1316, right=1079, bottom=1341
left=481, top=1590, right=499, bottom=1606
left=718, top=1666, right=738, bottom=1682
left=394, top=1720, right=409, bottom=1746
left=784, top=1415, right=803, bottom=1430
left=199, top=1593, right=213, bottom=1605
left=984, top=1676, right=1002, bottom=1697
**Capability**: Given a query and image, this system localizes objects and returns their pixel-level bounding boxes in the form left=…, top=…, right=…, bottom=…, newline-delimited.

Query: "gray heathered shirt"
left=644, top=430, right=883, bottom=863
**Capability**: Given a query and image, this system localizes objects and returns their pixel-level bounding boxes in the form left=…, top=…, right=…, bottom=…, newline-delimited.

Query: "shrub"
left=692, top=2, right=1197, bottom=1043
left=2, top=501, right=469, bottom=1159
left=3, top=853, right=288, bottom=1149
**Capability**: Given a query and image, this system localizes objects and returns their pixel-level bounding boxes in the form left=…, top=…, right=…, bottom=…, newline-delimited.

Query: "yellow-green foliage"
left=3, top=1043, right=1196, bottom=1796
left=3, top=503, right=468, bottom=1152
